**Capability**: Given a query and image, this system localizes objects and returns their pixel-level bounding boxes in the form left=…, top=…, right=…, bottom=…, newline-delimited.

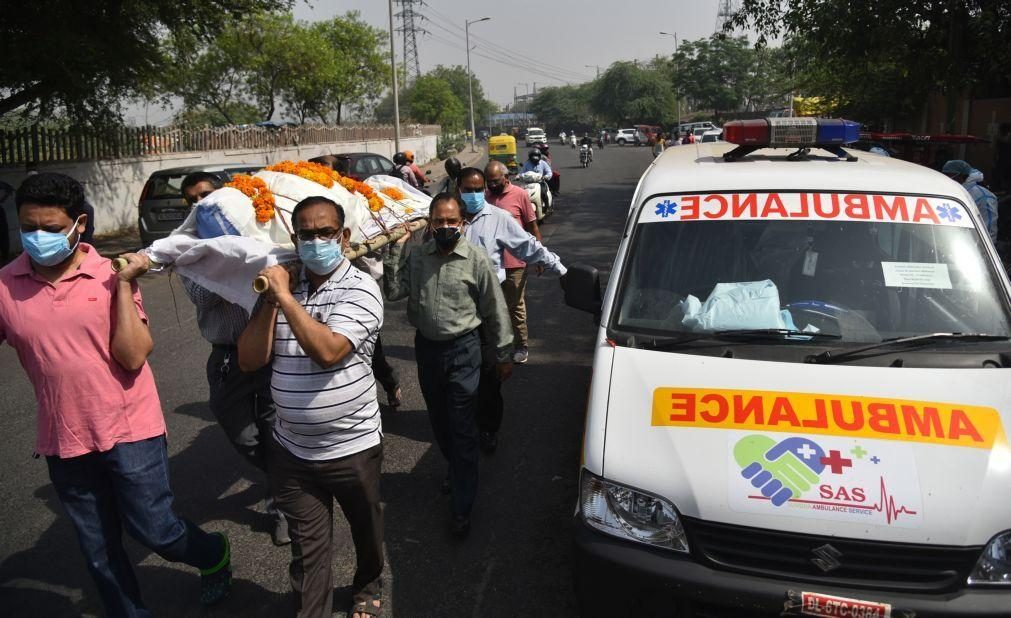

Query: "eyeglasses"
left=461, top=187, right=484, bottom=193
left=294, top=227, right=342, bottom=242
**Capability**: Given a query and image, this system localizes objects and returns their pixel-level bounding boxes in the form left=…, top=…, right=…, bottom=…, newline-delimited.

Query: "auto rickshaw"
left=488, top=133, right=518, bottom=173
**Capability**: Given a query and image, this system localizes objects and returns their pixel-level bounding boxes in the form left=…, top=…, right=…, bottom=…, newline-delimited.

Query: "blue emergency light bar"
left=722, top=117, right=861, bottom=161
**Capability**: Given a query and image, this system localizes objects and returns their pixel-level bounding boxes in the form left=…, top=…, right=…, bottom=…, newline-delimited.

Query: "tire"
left=617, top=139, right=626, bottom=146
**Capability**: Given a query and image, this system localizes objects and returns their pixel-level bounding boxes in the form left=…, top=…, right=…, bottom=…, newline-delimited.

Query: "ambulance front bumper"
left=572, top=519, right=1008, bottom=617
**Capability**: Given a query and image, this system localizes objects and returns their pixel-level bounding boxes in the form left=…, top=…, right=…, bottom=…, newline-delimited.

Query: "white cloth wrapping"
left=147, top=233, right=295, bottom=313
left=139, top=169, right=431, bottom=311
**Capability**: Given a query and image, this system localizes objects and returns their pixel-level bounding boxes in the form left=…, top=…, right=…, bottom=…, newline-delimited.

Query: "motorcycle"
left=570, top=134, right=577, bottom=149
left=559, top=132, right=567, bottom=145
left=517, top=170, right=554, bottom=221
left=597, top=136, right=604, bottom=149
left=579, top=144, right=592, bottom=168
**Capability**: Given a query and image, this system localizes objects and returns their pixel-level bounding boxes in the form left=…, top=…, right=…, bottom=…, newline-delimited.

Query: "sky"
left=129, top=0, right=733, bottom=124
left=301, top=0, right=730, bottom=106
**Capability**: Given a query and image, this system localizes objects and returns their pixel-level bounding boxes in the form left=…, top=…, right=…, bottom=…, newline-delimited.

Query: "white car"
left=525, top=128, right=547, bottom=146
left=563, top=117, right=1011, bottom=616
left=680, top=120, right=719, bottom=134
left=615, top=129, right=639, bottom=146
left=700, top=129, right=723, bottom=143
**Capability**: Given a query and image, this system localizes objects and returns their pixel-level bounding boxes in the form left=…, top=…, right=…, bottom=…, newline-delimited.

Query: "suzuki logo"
left=810, top=544, right=843, bottom=573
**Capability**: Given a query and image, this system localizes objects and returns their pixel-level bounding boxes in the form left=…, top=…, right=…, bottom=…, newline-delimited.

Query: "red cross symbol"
left=819, top=450, right=853, bottom=474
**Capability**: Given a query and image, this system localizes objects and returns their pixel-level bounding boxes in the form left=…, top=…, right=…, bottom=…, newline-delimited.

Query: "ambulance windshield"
left=614, top=192, right=1011, bottom=345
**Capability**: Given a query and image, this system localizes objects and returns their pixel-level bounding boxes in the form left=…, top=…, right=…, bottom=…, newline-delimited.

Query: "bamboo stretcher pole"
left=252, top=217, right=429, bottom=293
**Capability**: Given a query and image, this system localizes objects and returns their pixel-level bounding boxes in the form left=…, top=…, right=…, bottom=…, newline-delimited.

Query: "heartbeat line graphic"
left=747, top=476, right=918, bottom=525
left=871, top=476, right=918, bottom=524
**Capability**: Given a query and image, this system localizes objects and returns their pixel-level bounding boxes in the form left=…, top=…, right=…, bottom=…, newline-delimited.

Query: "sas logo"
left=729, top=433, right=922, bottom=528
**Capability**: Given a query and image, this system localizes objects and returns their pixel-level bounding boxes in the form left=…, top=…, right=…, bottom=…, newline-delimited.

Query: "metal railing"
left=0, top=123, right=440, bottom=167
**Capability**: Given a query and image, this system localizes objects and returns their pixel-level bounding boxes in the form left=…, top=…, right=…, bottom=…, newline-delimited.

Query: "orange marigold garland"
left=225, top=174, right=276, bottom=223
left=380, top=186, right=407, bottom=201
left=268, top=160, right=386, bottom=212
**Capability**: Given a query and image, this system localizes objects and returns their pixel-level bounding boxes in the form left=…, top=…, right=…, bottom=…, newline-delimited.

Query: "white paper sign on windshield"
left=881, top=262, right=952, bottom=289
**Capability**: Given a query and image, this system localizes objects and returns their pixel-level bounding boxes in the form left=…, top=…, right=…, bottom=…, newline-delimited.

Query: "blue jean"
left=46, top=435, right=226, bottom=618
left=415, top=330, right=482, bottom=517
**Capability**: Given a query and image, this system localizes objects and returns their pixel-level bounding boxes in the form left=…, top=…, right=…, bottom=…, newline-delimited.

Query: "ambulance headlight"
left=579, top=469, right=688, bottom=552
left=968, top=530, right=1011, bottom=585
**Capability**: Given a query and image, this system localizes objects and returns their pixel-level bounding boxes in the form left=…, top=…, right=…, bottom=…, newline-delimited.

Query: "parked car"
left=331, top=152, right=396, bottom=181
left=0, top=180, right=17, bottom=261
left=525, top=128, right=548, bottom=146
left=700, top=129, right=723, bottom=143
left=138, top=163, right=262, bottom=247
left=679, top=121, right=719, bottom=135
left=615, top=129, right=640, bottom=146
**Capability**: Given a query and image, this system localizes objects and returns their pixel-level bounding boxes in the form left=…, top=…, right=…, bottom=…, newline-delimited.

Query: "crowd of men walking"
left=0, top=161, right=565, bottom=617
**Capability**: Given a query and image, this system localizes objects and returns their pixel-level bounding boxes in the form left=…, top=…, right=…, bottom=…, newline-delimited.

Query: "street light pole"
left=388, top=0, right=401, bottom=151
left=466, top=17, right=491, bottom=153
left=585, top=64, right=601, bottom=78
left=659, top=31, right=680, bottom=128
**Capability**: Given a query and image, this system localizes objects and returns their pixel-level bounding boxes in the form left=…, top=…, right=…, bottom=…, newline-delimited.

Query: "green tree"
left=409, top=76, right=465, bottom=129
left=673, top=36, right=755, bottom=118
left=296, top=13, right=389, bottom=124
left=426, top=65, right=498, bottom=124
left=727, top=0, right=1011, bottom=127
left=530, top=84, right=594, bottom=131
left=592, top=62, right=676, bottom=126
left=0, top=0, right=291, bottom=125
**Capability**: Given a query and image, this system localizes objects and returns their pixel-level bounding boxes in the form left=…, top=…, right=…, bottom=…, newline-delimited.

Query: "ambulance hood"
left=603, top=346, right=1011, bottom=545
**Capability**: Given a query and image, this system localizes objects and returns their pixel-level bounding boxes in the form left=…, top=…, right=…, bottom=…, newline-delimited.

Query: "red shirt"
left=0, top=244, right=166, bottom=458
left=486, top=183, right=537, bottom=269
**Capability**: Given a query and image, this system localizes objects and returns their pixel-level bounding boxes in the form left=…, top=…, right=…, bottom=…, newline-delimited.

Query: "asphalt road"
left=0, top=140, right=656, bottom=617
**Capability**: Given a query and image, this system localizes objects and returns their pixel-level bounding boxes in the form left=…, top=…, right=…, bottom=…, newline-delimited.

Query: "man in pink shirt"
left=404, top=150, right=429, bottom=189
left=0, top=173, right=231, bottom=616
left=483, top=160, right=542, bottom=364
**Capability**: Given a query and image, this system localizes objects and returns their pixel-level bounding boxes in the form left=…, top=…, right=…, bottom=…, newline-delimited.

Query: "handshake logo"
left=733, top=435, right=827, bottom=506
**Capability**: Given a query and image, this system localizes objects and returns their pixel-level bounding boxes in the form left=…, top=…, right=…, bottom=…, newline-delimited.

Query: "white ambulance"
left=563, top=118, right=1011, bottom=617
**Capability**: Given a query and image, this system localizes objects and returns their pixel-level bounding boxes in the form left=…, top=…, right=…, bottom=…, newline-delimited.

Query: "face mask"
left=460, top=191, right=486, bottom=214
left=298, top=238, right=344, bottom=275
left=21, top=216, right=83, bottom=267
left=433, top=226, right=461, bottom=251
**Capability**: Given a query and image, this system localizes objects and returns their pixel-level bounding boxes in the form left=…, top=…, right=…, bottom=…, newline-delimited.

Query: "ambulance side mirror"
left=564, top=263, right=602, bottom=314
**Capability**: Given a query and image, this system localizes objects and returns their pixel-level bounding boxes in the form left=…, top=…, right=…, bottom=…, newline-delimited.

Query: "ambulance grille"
left=684, top=518, right=982, bottom=592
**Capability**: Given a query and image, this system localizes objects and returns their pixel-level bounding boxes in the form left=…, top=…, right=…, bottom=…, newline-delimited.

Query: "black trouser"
left=268, top=437, right=384, bottom=618
left=371, top=334, right=399, bottom=395
left=415, top=330, right=482, bottom=517
left=206, top=345, right=276, bottom=470
left=477, top=329, right=505, bottom=436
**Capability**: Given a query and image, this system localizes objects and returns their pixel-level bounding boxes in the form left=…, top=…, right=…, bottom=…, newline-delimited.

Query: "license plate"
left=155, top=210, right=186, bottom=221
left=800, top=592, right=891, bottom=618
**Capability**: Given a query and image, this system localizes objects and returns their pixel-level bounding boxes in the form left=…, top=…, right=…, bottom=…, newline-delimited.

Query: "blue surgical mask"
left=298, top=238, right=344, bottom=275
left=460, top=191, right=486, bottom=214
left=21, top=216, right=83, bottom=267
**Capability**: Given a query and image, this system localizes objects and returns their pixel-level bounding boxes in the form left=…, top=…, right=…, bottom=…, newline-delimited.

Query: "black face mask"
left=433, top=226, right=461, bottom=250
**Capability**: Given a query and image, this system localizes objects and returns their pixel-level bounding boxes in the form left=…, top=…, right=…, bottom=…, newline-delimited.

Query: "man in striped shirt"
left=238, top=196, right=385, bottom=618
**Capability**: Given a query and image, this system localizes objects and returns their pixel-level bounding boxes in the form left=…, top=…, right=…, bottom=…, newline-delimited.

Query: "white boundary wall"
left=0, top=135, right=436, bottom=235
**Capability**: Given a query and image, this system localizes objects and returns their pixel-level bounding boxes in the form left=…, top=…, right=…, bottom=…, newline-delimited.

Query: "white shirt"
left=270, top=259, right=383, bottom=461
left=463, top=205, right=567, bottom=282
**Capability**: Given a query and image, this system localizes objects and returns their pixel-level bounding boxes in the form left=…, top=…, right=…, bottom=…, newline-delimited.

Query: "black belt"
left=212, top=343, right=238, bottom=351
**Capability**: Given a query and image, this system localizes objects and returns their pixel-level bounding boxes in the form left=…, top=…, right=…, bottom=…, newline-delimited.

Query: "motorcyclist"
left=580, top=133, right=594, bottom=162
left=440, top=156, right=463, bottom=194
left=570, top=133, right=577, bottom=148
left=392, top=152, right=420, bottom=188
left=520, top=149, right=554, bottom=207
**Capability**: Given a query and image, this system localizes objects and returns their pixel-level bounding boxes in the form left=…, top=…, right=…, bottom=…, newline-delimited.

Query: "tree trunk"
left=0, top=83, right=48, bottom=116
left=336, top=100, right=343, bottom=126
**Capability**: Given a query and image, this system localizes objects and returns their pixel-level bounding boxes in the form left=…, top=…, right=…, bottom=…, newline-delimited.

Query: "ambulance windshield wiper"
left=641, top=329, right=842, bottom=350
left=806, top=332, right=1011, bottom=364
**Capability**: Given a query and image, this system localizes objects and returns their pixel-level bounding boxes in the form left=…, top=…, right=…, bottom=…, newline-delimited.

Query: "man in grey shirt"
left=384, top=193, right=513, bottom=537
left=178, top=171, right=289, bottom=546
